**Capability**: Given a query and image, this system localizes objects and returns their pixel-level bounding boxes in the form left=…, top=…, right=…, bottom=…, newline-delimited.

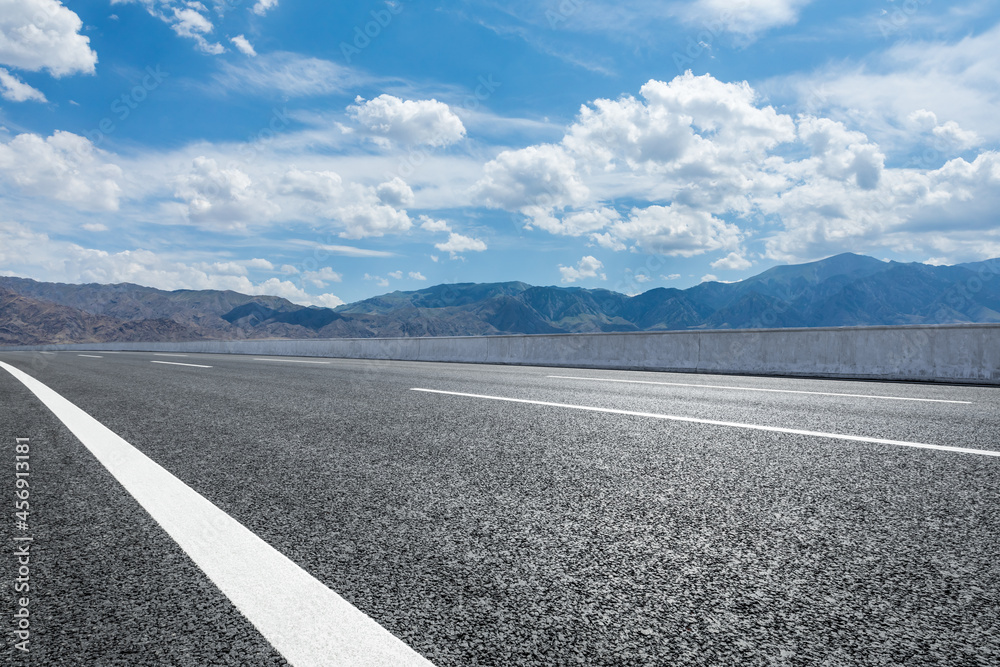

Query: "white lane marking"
left=253, top=358, right=331, bottom=365
left=548, top=375, right=972, bottom=405
left=153, top=353, right=189, bottom=357
left=78, top=354, right=103, bottom=358
left=150, top=361, right=213, bottom=369
left=411, top=388, right=999, bottom=458
left=0, top=360, right=434, bottom=667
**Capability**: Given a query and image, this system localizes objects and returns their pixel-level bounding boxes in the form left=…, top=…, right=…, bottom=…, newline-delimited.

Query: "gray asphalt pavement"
left=2, top=350, right=998, bottom=666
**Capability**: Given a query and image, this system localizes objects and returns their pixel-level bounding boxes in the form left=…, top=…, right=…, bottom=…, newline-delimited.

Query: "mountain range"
left=2, top=253, right=999, bottom=346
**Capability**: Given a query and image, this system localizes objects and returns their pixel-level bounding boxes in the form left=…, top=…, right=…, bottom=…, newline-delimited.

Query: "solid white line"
left=77, top=354, right=103, bottom=358
left=547, top=375, right=972, bottom=405
left=411, top=388, right=999, bottom=458
left=150, top=361, right=213, bottom=369
left=0, top=360, right=434, bottom=667
left=253, top=358, right=331, bottom=364
left=153, top=353, right=189, bottom=357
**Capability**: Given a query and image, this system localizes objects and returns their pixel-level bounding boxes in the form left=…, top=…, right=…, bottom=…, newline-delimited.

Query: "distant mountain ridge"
left=1, top=253, right=999, bottom=345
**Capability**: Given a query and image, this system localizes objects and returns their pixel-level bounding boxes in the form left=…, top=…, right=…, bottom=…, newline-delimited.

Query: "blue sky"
left=1, top=0, right=998, bottom=306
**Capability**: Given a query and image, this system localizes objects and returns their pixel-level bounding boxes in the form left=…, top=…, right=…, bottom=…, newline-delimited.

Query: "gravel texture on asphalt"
left=0, top=360, right=290, bottom=666
left=1, top=351, right=998, bottom=666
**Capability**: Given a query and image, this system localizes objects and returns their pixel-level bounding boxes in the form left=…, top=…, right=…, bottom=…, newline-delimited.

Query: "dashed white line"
left=0, top=361, right=434, bottom=667
left=77, top=354, right=103, bottom=358
left=153, top=353, right=189, bottom=357
left=253, top=358, right=331, bottom=364
left=411, top=388, right=999, bottom=458
left=150, top=360, right=213, bottom=369
left=547, top=375, right=971, bottom=405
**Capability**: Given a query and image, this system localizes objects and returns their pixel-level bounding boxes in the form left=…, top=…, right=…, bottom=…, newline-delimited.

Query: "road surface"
left=1, top=350, right=998, bottom=666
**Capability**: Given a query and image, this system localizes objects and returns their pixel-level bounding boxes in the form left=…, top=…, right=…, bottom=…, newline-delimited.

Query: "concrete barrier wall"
left=4, top=324, right=999, bottom=384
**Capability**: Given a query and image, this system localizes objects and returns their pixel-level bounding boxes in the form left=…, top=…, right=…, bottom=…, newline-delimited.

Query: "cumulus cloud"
left=409, top=271, right=427, bottom=280
left=471, top=70, right=1000, bottom=263
left=230, top=34, right=256, bottom=57
left=173, top=156, right=278, bottom=227
left=0, top=68, right=46, bottom=102
left=375, top=176, right=414, bottom=208
left=711, top=251, right=753, bottom=271
left=302, top=266, right=343, bottom=287
left=419, top=215, right=451, bottom=233
left=474, top=143, right=589, bottom=223
left=435, top=232, right=487, bottom=258
left=559, top=256, right=606, bottom=283
left=349, top=94, right=466, bottom=147
left=0, top=0, right=97, bottom=75
left=0, top=131, right=122, bottom=211
left=610, top=205, right=742, bottom=256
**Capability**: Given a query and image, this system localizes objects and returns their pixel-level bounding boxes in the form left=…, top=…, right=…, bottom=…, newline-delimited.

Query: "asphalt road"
left=1, top=350, right=998, bottom=666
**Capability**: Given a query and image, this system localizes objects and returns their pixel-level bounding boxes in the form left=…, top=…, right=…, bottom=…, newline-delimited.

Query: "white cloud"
left=278, top=168, right=342, bottom=201
left=364, top=273, right=390, bottom=288
left=559, top=255, right=606, bottom=283
left=312, top=244, right=396, bottom=258
left=349, top=95, right=466, bottom=147
left=474, top=143, right=589, bottom=219
left=0, top=221, right=342, bottom=307
left=662, top=273, right=681, bottom=280
left=82, top=222, right=108, bottom=232
left=302, top=266, right=343, bottom=287
left=419, top=215, right=451, bottom=233
left=700, top=274, right=719, bottom=283
left=387, top=270, right=403, bottom=280
left=434, top=232, right=487, bottom=257
left=214, top=51, right=356, bottom=96
left=408, top=271, right=427, bottom=280
left=711, top=251, right=753, bottom=271
left=230, top=34, right=256, bottom=57
left=0, top=68, right=46, bottom=102
left=252, top=0, right=278, bottom=16
left=246, top=257, right=274, bottom=270
left=375, top=176, right=414, bottom=208
left=0, top=0, right=97, bottom=75
left=678, top=0, right=813, bottom=38
left=472, top=70, right=1000, bottom=264
left=113, top=0, right=224, bottom=54
left=634, top=274, right=652, bottom=283
left=335, top=187, right=412, bottom=239
left=173, top=156, right=278, bottom=227
left=0, top=131, right=122, bottom=211
left=769, top=23, right=1000, bottom=147
left=610, top=205, right=742, bottom=257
